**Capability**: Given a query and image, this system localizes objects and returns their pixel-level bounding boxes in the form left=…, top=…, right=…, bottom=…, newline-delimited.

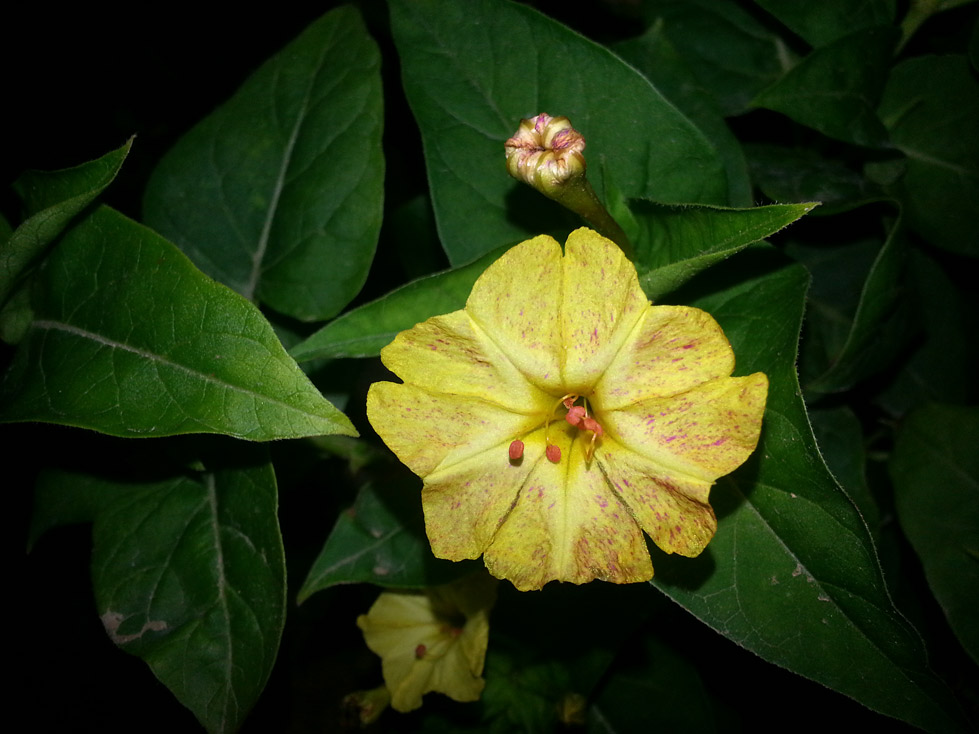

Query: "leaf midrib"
left=32, top=319, right=325, bottom=423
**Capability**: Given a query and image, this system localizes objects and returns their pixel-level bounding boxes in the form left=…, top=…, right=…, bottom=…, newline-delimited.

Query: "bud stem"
left=505, top=113, right=634, bottom=259
left=551, top=175, right=634, bottom=260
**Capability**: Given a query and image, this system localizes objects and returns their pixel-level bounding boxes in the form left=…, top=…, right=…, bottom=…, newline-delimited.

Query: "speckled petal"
left=367, top=382, right=542, bottom=478
left=465, top=235, right=565, bottom=393
left=603, top=373, right=769, bottom=480
left=596, top=441, right=717, bottom=556
left=593, top=306, right=738, bottom=411
left=481, top=428, right=653, bottom=590
left=380, top=310, right=552, bottom=412
left=559, top=228, right=649, bottom=392
left=422, top=431, right=544, bottom=560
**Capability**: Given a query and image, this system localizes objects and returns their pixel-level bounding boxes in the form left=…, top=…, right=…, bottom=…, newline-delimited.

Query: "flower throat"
left=509, top=393, right=605, bottom=464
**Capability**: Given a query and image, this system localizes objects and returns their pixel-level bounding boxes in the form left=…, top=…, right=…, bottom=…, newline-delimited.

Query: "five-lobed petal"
left=367, top=228, right=768, bottom=591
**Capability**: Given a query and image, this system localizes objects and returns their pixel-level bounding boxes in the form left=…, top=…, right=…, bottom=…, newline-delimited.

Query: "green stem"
left=549, top=177, right=634, bottom=260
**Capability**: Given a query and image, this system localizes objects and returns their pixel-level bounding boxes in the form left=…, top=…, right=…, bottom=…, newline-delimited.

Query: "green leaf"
left=809, top=406, right=880, bottom=538
left=634, top=201, right=818, bottom=301
left=482, top=651, right=578, bottom=733
left=36, top=447, right=285, bottom=733
left=298, top=480, right=473, bottom=601
left=389, top=0, right=729, bottom=266
left=290, top=246, right=503, bottom=362
left=755, top=0, right=896, bottom=47
left=0, top=206, right=356, bottom=440
left=613, top=19, right=753, bottom=207
left=876, top=248, right=979, bottom=414
left=807, top=217, right=911, bottom=393
left=143, top=6, right=384, bottom=321
left=630, top=0, right=793, bottom=116
left=753, top=26, right=898, bottom=147
left=483, top=584, right=649, bottom=733
left=876, top=55, right=979, bottom=256
left=788, top=237, right=879, bottom=386
left=1, top=138, right=132, bottom=306
left=588, top=635, right=715, bottom=732
left=655, top=250, right=967, bottom=732
left=745, top=143, right=889, bottom=213
left=0, top=282, right=33, bottom=345
left=891, top=403, right=979, bottom=665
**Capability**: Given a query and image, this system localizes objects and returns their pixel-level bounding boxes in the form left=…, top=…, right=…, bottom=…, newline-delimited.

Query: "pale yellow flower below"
left=367, top=228, right=768, bottom=591
left=357, top=573, right=496, bottom=713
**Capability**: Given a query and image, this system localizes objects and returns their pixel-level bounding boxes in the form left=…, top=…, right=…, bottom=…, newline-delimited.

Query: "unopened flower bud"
left=505, top=114, right=587, bottom=195
left=504, top=113, right=632, bottom=258
left=341, top=686, right=391, bottom=726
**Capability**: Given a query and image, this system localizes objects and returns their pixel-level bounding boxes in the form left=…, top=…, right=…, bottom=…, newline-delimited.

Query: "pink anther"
left=565, top=405, right=586, bottom=426
left=546, top=444, right=561, bottom=463
left=509, top=440, right=525, bottom=460
left=582, top=416, right=604, bottom=436
left=415, top=644, right=427, bottom=659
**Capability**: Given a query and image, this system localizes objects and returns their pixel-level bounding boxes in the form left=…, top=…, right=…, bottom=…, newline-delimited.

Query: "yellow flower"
left=356, top=573, right=497, bottom=712
left=367, top=228, right=767, bottom=591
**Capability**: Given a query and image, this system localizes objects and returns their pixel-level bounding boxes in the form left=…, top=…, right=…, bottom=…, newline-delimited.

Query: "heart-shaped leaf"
left=299, top=480, right=475, bottom=600
left=753, top=26, right=898, bottom=147
left=1, top=138, right=132, bottom=306
left=34, top=446, right=285, bottom=734
left=0, top=206, right=356, bottom=440
left=891, top=403, right=979, bottom=665
left=624, top=0, right=792, bottom=116
left=143, top=7, right=384, bottom=321
left=390, top=0, right=729, bottom=265
left=655, top=250, right=966, bottom=732
left=875, top=55, right=979, bottom=257
left=634, top=201, right=818, bottom=300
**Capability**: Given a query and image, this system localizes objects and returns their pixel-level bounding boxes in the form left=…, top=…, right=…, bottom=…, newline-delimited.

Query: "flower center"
left=509, top=394, right=604, bottom=465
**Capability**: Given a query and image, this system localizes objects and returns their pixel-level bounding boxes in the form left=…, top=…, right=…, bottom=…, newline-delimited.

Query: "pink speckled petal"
left=481, top=427, right=653, bottom=590
left=596, top=440, right=717, bottom=556
left=559, top=228, right=649, bottom=393
left=422, top=428, right=546, bottom=561
left=602, top=373, right=769, bottom=482
left=593, top=306, right=738, bottom=411
left=380, top=309, right=552, bottom=412
left=465, top=235, right=565, bottom=393
left=367, top=382, right=542, bottom=478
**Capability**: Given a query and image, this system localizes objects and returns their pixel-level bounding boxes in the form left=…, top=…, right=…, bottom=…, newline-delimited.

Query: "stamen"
left=546, top=394, right=579, bottom=444
left=565, top=405, right=585, bottom=426
left=509, top=439, right=525, bottom=461
left=585, top=432, right=599, bottom=461
left=546, top=444, right=562, bottom=463
left=581, top=416, right=603, bottom=436
left=415, top=644, right=427, bottom=659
